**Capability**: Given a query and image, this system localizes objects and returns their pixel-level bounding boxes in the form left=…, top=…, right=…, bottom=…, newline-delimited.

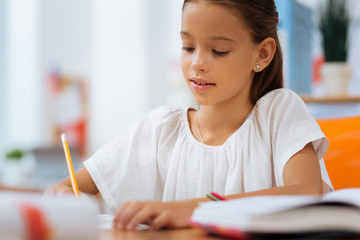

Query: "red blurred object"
left=47, top=69, right=88, bottom=158
left=312, top=55, right=325, bottom=84
left=63, top=118, right=87, bottom=158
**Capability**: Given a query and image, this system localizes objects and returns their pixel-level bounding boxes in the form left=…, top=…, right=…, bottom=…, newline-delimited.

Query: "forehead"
left=181, top=2, right=248, bottom=37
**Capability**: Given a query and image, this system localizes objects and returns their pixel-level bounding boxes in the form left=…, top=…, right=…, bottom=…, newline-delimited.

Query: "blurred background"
left=0, top=0, right=359, bottom=190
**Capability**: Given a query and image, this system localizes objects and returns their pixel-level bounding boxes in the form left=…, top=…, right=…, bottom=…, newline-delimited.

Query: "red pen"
left=211, top=192, right=227, bottom=201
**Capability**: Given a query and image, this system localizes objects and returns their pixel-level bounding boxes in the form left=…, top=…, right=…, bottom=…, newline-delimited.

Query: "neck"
left=193, top=97, right=253, bottom=146
left=197, top=98, right=253, bottom=132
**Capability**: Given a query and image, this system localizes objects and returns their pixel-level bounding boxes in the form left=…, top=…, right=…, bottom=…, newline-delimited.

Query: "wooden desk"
left=99, top=228, right=221, bottom=240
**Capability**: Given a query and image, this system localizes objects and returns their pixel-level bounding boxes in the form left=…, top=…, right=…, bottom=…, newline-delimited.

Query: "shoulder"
left=252, top=88, right=317, bottom=136
left=254, top=88, right=307, bottom=117
left=255, top=88, right=304, bottom=109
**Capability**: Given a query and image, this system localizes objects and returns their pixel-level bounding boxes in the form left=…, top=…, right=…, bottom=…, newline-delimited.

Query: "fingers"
left=43, top=183, right=74, bottom=197
left=113, top=202, right=151, bottom=230
left=150, top=211, right=171, bottom=231
left=112, top=201, right=192, bottom=231
left=125, top=204, right=156, bottom=230
left=113, top=201, right=173, bottom=231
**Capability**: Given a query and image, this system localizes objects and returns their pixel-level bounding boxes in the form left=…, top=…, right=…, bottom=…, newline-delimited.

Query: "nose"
left=190, top=50, right=209, bottom=73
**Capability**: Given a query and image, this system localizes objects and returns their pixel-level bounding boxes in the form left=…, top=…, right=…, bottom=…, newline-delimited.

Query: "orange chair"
left=317, top=116, right=360, bottom=190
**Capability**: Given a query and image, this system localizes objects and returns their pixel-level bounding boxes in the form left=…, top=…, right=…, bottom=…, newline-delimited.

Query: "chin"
left=192, top=96, right=213, bottom=106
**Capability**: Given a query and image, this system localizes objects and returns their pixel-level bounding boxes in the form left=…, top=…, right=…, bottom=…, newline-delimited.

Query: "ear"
left=253, top=37, right=276, bottom=72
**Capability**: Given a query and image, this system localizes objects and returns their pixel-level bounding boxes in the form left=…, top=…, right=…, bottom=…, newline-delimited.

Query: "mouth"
left=190, top=78, right=216, bottom=86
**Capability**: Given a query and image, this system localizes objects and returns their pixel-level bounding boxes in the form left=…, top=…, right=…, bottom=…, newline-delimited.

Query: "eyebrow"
left=180, top=31, right=235, bottom=42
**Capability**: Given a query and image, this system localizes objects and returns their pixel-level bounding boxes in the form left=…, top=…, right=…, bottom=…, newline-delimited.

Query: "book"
left=190, top=188, right=360, bottom=239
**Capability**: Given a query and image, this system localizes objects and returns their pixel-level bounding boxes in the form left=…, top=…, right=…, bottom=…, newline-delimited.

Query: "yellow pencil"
left=61, top=133, right=79, bottom=197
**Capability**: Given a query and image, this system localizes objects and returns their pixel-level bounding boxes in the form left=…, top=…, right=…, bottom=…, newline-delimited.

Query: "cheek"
left=231, top=52, right=255, bottom=73
left=217, top=58, right=242, bottom=75
left=181, top=54, right=191, bottom=73
left=218, top=56, right=254, bottom=83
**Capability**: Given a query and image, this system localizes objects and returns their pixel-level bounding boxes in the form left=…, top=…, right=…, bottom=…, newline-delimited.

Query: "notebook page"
left=321, top=188, right=360, bottom=206
left=191, top=195, right=318, bottom=229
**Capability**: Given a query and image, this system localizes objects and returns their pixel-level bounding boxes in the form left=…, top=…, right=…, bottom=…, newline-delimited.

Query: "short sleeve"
left=83, top=106, right=183, bottom=213
left=260, top=90, right=329, bottom=186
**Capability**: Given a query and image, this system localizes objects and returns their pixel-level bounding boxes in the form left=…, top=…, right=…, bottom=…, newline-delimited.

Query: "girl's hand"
left=43, top=168, right=99, bottom=197
left=112, top=200, right=198, bottom=231
left=43, top=183, right=92, bottom=201
left=43, top=182, right=74, bottom=196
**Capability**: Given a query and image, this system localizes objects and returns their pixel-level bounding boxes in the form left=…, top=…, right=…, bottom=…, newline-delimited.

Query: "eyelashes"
left=212, top=49, right=229, bottom=56
left=182, top=47, right=229, bottom=56
left=182, top=47, right=194, bottom=52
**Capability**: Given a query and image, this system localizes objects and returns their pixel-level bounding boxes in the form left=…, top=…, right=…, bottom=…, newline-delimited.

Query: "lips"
left=189, top=77, right=216, bottom=92
left=190, top=78, right=216, bottom=86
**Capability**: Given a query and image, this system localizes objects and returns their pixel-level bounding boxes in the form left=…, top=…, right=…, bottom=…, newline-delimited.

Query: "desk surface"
left=99, top=228, right=221, bottom=240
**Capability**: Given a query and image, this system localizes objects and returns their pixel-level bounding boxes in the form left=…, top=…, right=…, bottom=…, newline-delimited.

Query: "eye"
left=182, top=47, right=195, bottom=52
left=213, top=49, right=229, bottom=56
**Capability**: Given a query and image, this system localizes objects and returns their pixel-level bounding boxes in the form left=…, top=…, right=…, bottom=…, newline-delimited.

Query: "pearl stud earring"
left=256, top=65, right=261, bottom=72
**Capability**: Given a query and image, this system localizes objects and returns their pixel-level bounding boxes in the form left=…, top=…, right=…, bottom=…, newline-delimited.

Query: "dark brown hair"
left=183, top=0, right=283, bottom=105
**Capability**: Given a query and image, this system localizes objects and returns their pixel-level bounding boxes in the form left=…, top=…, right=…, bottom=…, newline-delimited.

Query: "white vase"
left=321, top=62, right=352, bottom=96
left=1, top=160, right=25, bottom=187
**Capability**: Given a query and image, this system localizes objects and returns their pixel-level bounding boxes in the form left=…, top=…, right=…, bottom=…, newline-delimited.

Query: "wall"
left=89, top=0, right=191, bottom=154
left=40, top=0, right=93, bottom=147
left=0, top=0, right=7, bottom=157
left=90, top=0, right=148, bottom=154
left=143, top=0, right=190, bottom=110
left=5, top=0, right=41, bottom=148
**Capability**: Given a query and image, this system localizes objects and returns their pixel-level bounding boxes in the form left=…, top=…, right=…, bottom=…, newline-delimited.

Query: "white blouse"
left=84, top=89, right=332, bottom=213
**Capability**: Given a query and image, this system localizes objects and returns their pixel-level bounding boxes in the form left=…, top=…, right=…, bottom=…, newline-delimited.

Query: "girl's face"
left=181, top=2, right=259, bottom=106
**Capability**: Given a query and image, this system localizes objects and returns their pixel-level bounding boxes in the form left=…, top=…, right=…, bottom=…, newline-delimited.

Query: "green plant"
left=319, top=0, right=350, bottom=62
left=5, top=149, right=24, bottom=161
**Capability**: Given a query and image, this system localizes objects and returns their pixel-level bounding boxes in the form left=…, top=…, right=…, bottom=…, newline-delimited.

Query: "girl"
left=46, top=0, right=332, bottom=231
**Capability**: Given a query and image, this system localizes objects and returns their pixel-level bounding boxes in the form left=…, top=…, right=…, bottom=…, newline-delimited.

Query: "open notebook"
left=190, top=188, right=360, bottom=239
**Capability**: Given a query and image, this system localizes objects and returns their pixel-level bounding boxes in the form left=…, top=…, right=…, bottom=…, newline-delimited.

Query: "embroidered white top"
left=84, top=89, right=332, bottom=213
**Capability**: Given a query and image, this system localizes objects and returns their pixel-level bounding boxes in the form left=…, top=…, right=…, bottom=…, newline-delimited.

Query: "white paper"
left=97, top=214, right=149, bottom=231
